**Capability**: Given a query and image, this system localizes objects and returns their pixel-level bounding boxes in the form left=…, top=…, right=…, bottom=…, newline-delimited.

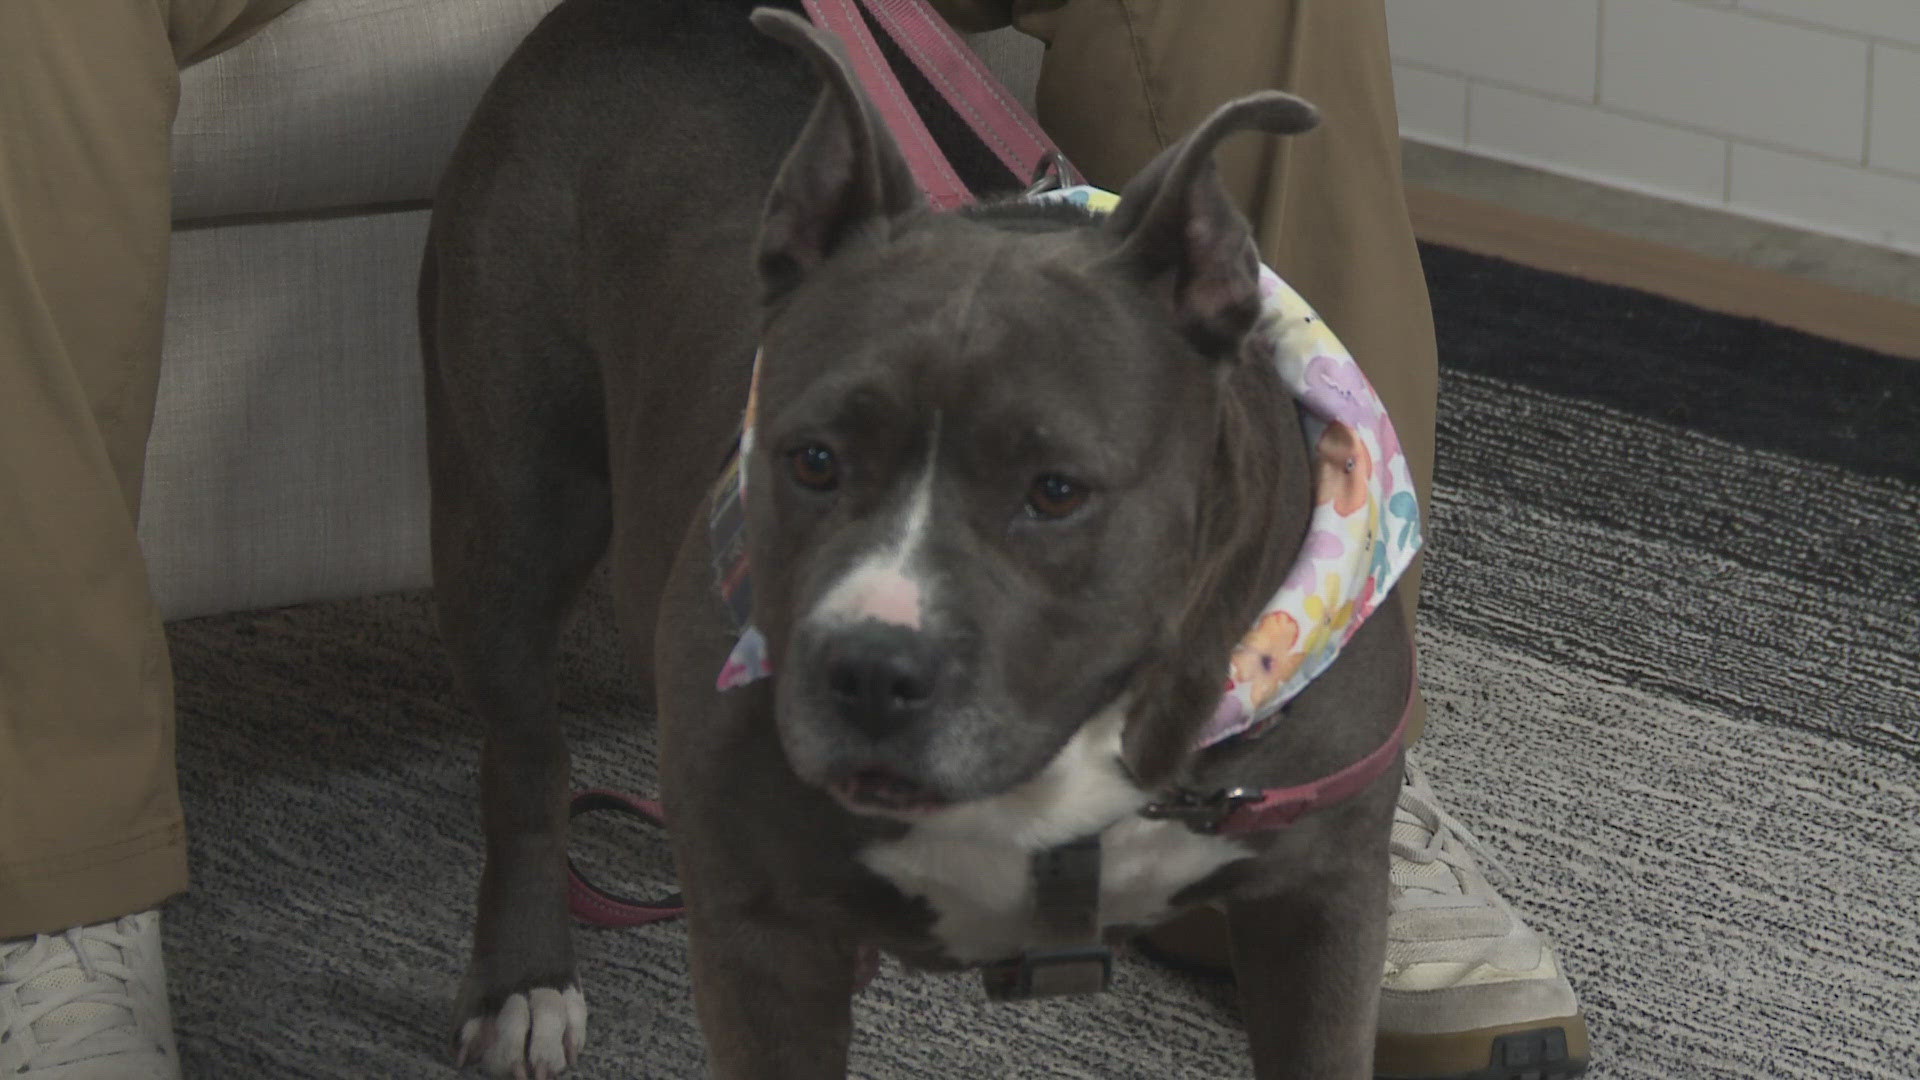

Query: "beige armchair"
left=144, top=0, right=1040, bottom=620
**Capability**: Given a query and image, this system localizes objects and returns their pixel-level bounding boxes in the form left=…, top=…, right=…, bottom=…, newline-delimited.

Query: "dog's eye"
left=788, top=444, right=839, bottom=490
left=1025, top=473, right=1088, bottom=519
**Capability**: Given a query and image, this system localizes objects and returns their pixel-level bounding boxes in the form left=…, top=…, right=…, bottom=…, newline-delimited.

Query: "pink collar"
left=1142, top=664, right=1415, bottom=836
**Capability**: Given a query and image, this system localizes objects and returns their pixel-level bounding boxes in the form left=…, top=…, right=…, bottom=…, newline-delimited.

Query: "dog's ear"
left=1104, top=92, right=1319, bottom=358
left=751, top=8, right=926, bottom=302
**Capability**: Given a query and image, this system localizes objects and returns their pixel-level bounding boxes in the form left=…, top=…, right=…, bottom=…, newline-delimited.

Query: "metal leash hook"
left=1023, top=150, right=1077, bottom=197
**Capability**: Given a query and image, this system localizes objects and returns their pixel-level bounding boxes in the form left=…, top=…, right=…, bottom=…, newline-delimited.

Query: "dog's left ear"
left=752, top=8, right=927, bottom=303
left=1104, top=93, right=1319, bottom=358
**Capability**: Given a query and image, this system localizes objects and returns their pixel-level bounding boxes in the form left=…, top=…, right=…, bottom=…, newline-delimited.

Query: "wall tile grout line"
left=1864, top=42, right=1877, bottom=168
left=1595, top=0, right=1608, bottom=106
left=1394, top=59, right=1920, bottom=186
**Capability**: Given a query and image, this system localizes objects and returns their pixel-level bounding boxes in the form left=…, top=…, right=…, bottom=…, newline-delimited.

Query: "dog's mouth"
left=828, top=767, right=951, bottom=815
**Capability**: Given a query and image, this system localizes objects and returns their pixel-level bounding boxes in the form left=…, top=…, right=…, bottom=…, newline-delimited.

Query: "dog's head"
left=742, top=9, right=1318, bottom=818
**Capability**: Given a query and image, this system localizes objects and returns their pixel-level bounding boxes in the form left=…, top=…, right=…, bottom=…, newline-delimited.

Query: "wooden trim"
left=1407, top=186, right=1920, bottom=361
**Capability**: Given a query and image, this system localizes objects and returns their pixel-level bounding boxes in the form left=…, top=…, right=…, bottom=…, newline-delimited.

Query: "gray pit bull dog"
left=421, top=2, right=1413, bottom=1076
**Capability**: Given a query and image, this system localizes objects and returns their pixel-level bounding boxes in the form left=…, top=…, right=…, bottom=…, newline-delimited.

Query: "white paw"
left=457, top=985, right=587, bottom=1078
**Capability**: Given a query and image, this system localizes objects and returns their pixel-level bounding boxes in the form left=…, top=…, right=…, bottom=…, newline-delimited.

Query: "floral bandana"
left=712, top=186, right=1422, bottom=749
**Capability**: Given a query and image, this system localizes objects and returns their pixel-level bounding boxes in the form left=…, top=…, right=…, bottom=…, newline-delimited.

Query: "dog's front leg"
left=432, top=474, right=605, bottom=1074
left=1227, top=843, right=1393, bottom=1079
left=685, top=908, right=858, bottom=1079
left=451, top=724, right=583, bottom=1074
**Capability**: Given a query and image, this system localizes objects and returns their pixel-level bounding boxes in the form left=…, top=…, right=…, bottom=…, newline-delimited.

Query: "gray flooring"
left=160, top=319, right=1920, bottom=1080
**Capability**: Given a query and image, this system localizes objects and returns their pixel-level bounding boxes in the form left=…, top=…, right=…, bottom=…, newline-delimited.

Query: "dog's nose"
left=823, top=623, right=937, bottom=734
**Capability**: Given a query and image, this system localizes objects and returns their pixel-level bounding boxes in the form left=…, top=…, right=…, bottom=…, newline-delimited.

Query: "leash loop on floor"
left=565, top=789, right=685, bottom=927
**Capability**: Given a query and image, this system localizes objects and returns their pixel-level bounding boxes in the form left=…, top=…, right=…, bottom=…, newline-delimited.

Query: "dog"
left=420, top=2, right=1414, bottom=1076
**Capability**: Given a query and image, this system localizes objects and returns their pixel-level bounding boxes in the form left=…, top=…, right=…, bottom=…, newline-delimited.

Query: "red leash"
left=800, top=0, right=974, bottom=209
left=564, top=790, right=684, bottom=926
left=814, top=0, right=1079, bottom=193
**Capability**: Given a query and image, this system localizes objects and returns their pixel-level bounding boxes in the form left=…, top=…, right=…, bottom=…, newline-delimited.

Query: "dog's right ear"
left=751, top=8, right=926, bottom=303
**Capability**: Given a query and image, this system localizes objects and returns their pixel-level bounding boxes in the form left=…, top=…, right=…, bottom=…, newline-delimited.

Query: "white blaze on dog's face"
left=743, top=209, right=1231, bottom=817
left=805, top=420, right=939, bottom=633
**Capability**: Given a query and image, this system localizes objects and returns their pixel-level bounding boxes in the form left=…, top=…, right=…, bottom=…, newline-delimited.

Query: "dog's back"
left=421, top=0, right=814, bottom=688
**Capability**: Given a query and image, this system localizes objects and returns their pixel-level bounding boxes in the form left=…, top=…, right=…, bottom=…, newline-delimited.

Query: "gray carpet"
left=162, top=267, right=1920, bottom=1077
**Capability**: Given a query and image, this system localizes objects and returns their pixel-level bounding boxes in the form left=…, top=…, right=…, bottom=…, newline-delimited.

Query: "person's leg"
left=1, top=3, right=299, bottom=1075
left=1014, top=2, right=1588, bottom=1076
left=1023, top=0, right=1435, bottom=634
left=1, top=0, right=189, bottom=947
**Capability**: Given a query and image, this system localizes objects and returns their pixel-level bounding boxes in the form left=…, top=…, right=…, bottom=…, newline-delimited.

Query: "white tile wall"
left=1871, top=44, right=1920, bottom=177
left=1384, top=0, right=1600, bottom=100
left=1468, top=83, right=1728, bottom=201
left=1731, top=144, right=1920, bottom=251
left=1392, top=64, right=1470, bottom=144
left=1601, top=0, right=1867, bottom=161
left=1386, top=0, right=1920, bottom=255
left=1737, top=0, right=1920, bottom=48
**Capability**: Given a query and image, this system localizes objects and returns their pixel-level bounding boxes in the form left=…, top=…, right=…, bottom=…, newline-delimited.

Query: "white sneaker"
left=1377, top=758, right=1589, bottom=1079
left=0, top=910, right=181, bottom=1079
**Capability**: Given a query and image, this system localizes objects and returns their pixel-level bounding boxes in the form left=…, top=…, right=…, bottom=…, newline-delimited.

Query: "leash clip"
left=1022, top=150, right=1075, bottom=196
left=980, top=945, right=1113, bottom=1001
left=1139, top=787, right=1261, bottom=834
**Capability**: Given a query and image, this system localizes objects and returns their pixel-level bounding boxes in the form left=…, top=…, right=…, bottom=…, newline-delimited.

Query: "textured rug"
left=162, top=246, right=1920, bottom=1078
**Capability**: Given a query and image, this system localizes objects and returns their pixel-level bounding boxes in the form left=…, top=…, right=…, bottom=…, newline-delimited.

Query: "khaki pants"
left=0, top=0, right=1433, bottom=938
left=0, top=0, right=303, bottom=938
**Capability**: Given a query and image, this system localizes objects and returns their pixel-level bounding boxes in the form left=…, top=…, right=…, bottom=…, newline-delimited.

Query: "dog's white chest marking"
left=859, top=709, right=1253, bottom=962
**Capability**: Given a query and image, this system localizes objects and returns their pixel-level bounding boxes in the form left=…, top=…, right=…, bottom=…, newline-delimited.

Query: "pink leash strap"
left=857, top=0, right=1081, bottom=188
left=564, top=789, right=685, bottom=927
left=566, top=791, right=882, bottom=990
left=801, top=0, right=975, bottom=210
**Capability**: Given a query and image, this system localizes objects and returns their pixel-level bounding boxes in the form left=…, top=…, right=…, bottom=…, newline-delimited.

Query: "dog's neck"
left=1119, top=361, right=1313, bottom=788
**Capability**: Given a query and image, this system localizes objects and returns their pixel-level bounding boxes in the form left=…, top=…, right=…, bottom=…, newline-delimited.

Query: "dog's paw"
left=455, top=985, right=587, bottom=1079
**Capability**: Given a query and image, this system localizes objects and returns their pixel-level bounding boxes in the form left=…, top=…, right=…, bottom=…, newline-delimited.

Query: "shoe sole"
left=1133, top=923, right=1590, bottom=1080
left=1375, top=1015, right=1591, bottom=1080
